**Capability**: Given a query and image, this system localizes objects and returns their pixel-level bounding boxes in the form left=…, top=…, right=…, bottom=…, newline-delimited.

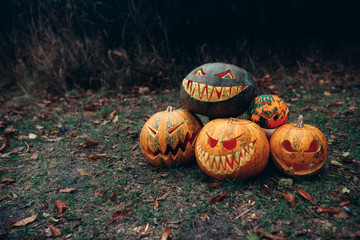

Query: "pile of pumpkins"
left=140, top=63, right=329, bottom=180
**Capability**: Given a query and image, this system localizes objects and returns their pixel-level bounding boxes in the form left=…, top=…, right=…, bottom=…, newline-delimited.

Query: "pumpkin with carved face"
left=180, top=63, right=257, bottom=118
left=248, top=95, right=289, bottom=129
left=270, top=115, right=328, bottom=176
left=195, top=118, right=269, bottom=180
left=140, top=106, right=203, bottom=167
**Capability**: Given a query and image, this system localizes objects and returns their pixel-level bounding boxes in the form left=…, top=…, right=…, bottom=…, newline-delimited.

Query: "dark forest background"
left=1, top=0, right=359, bottom=95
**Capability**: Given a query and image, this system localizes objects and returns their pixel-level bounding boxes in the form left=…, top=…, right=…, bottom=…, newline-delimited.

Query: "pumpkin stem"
left=296, top=115, right=304, bottom=128
left=167, top=106, right=174, bottom=112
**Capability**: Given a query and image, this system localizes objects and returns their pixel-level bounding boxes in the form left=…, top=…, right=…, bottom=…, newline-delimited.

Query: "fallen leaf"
left=326, top=102, right=345, bottom=108
left=324, top=91, right=332, bottom=96
left=278, top=178, right=293, bottom=187
left=316, top=207, right=340, bottom=214
left=87, top=153, right=107, bottom=160
left=13, top=214, right=37, bottom=227
left=281, top=193, right=295, bottom=206
left=161, top=228, right=171, bottom=240
left=0, top=169, right=15, bottom=173
left=296, top=189, right=315, bottom=204
left=83, top=106, right=97, bottom=111
left=30, top=152, right=39, bottom=160
left=342, top=187, right=350, bottom=194
left=209, top=192, right=227, bottom=204
left=349, top=106, right=358, bottom=111
left=0, top=140, right=10, bottom=152
left=330, top=160, right=344, bottom=167
left=49, top=225, right=61, bottom=237
left=59, top=188, right=76, bottom=193
left=1, top=178, right=15, bottom=184
left=154, top=199, right=159, bottom=209
left=76, top=169, right=91, bottom=176
left=248, top=213, right=261, bottom=222
left=54, top=200, right=67, bottom=213
left=339, top=200, right=350, bottom=206
left=76, top=140, right=99, bottom=149
left=200, top=214, right=210, bottom=222
left=28, top=133, right=37, bottom=139
left=5, top=222, right=16, bottom=228
left=112, top=115, right=119, bottom=123
left=109, top=192, right=115, bottom=201
left=94, top=189, right=107, bottom=196
left=107, top=209, right=134, bottom=225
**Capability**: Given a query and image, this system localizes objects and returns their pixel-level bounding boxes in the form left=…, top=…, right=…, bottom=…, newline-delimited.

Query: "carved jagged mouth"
left=182, top=79, right=248, bottom=102
left=258, top=108, right=289, bottom=120
left=196, top=140, right=256, bottom=174
left=147, top=131, right=199, bottom=158
left=279, top=158, right=321, bottom=173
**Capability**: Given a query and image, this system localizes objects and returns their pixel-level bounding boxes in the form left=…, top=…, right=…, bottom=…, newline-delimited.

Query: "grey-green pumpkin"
left=180, top=62, right=257, bottom=118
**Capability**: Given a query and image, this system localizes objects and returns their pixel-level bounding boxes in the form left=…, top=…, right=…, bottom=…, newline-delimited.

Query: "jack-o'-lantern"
left=270, top=115, right=328, bottom=176
left=140, top=106, right=202, bottom=167
left=180, top=63, right=257, bottom=118
left=248, top=95, right=289, bottom=129
left=195, top=118, right=269, bottom=180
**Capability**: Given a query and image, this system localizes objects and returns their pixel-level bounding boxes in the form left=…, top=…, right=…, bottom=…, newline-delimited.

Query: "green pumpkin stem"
left=167, top=106, right=174, bottom=112
left=296, top=115, right=304, bottom=128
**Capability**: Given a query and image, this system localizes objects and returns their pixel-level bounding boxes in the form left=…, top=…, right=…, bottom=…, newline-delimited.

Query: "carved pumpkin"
left=140, top=106, right=202, bottom=167
left=248, top=95, right=289, bottom=129
left=195, top=118, right=269, bottom=180
left=180, top=62, right=257, bottom=118
left=270, top=115, right=328, bottom=176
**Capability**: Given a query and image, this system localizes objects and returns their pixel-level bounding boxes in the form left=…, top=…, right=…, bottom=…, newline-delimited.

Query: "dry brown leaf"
left=76, top=169, right=91, bottom=176
left=326, top=102, right=345, bottom=108
left=296, top=189, right=315, bottom=204
left=0, top=140, right=10, bottom=152
left=107, top=209, right=134, bottom=225
left=49, top=225, right=62, bottom=237
left=324, top=91, right=332, bottom=96
left=209, top=192, right=227, bottom=204
left=161, top=228, right=171, bottom=240
left=87, top=153, right=107, bottom=160
left=316, top=207, right=340, bottom=214
left=30, top=152, right=39, bottom=160
left=54, top=200, right=67, bottom=213
left=94, top=189, right=107, bottom=196
left=339, top=200, right=350, bottom=206
left=59, top=188, right=76, bottom=193
left=1, top=178, right=15, bottom=184
left=154, top=199, right=159, bottom=209
left=109, top=192, right=115, bottom=201
left=200, top=214, right=210, bottom=222
left=281, top=193, right=295, bottom=206
left=13, top=214, right=37, bottom=227
left=0, top=169, right=14, bottom=173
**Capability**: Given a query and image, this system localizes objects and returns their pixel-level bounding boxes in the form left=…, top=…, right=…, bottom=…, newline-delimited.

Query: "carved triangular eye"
left=167, top=121, right=185, bottom=134
left=222, top=139, right=237, bottom=150
left=215, top=70, right=235, bottom=79
left=147, top=124, right=157, bottom=136
left=305, top=141, right=320, bottom=152
left=193, top=68, right=206, bottom=76
left=282, top=140, right=296, bottom=152
left=207, top=133, right=218, bottom=148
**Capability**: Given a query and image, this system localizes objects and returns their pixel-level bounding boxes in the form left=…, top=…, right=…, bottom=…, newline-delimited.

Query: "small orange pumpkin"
left=270, top=115, right=328, bottom=176
left=140, top=106, right=202, bottom=167
left=195, top=118, right=269, bottom=180
left=248, top=95, right=289, bottom=129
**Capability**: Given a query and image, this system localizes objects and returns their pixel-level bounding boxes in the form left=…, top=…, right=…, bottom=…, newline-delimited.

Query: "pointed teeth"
left=182, top=79, right=248, bottom=102
left=196, top=140, right=257, bottom=174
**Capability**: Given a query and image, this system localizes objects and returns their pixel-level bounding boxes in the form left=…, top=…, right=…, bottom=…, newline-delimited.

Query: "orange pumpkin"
left=248, top=95, right=289, bottom=129
left=270, top=115, right=328, bottom=176
left=195, top=118, right=269, bottom=180
left=140, top=106, right=202, bottom=167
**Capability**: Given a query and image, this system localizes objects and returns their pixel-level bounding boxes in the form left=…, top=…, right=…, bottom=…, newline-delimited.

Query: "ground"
left=0, top=60, right=359, bottom=239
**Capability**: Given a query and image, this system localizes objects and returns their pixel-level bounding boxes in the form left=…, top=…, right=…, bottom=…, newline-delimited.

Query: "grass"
left=0, top=61, right=359, bottom=239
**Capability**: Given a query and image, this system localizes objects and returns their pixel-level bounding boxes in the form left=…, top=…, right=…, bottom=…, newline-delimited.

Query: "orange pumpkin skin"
left=270, top=115, right=328, bottom=176
left=195, top=118, right=269, bottom=180
left=248, top=95, right=289, bottom=129
left=140, top=107, right=202, bottom=167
